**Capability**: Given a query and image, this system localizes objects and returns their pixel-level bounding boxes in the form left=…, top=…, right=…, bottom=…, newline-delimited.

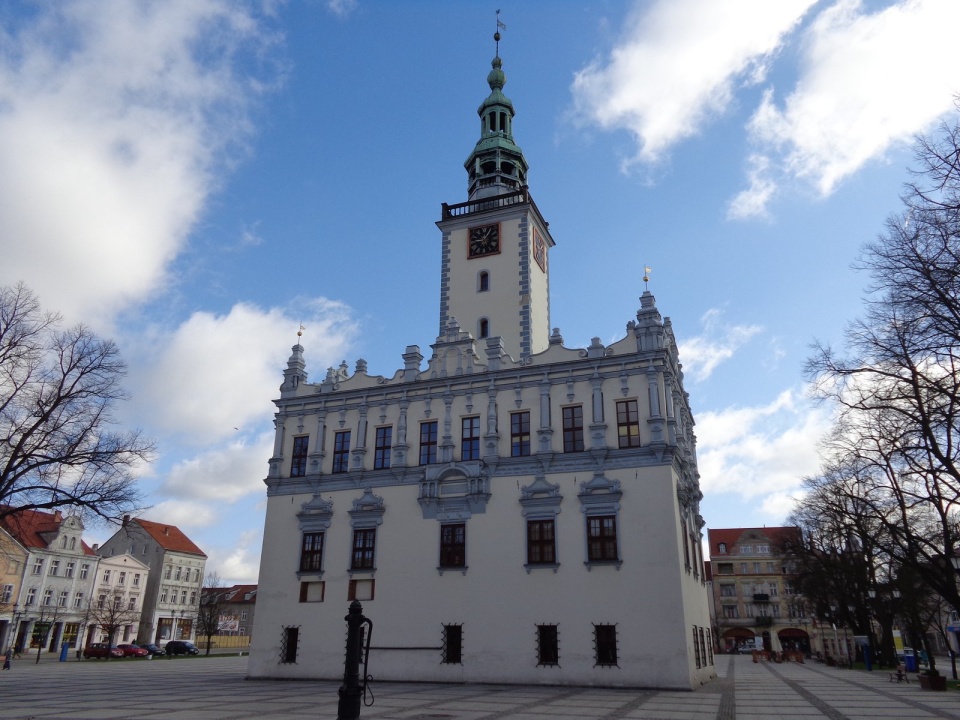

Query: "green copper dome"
left=464, top=51, right=528, bottom=201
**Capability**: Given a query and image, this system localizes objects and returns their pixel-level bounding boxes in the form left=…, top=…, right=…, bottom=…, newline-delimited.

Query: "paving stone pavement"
left=1, top=652, right=957, bottom=719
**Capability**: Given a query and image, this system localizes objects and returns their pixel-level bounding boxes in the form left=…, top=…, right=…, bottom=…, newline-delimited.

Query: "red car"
left=116, top=644, right=149, bottom=657
left=83, top=643, right=124, bottom=659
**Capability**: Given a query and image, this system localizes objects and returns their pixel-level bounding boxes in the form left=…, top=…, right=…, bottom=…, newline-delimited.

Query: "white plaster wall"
left=250, top=461, right=713, bottom=688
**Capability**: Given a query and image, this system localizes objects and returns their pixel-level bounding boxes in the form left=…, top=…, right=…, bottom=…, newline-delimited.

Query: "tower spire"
left=463, top=16, right=528, bottom=201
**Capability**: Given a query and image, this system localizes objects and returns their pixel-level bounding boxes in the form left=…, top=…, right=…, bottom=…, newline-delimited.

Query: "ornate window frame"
left=347, top=489, right=385, bottom=575
left=519, top=475, right=562, bottom=573
left=296, top=494, right=333, bottom=579
left=578, top=472, right=623, bottom=570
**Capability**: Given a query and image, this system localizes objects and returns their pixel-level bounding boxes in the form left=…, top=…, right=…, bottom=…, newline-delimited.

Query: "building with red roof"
left=0, top=508, right=100, bottom=654
left=97, top=515, right=207, bottom=646
left=707, top=527, right=814, bottom=656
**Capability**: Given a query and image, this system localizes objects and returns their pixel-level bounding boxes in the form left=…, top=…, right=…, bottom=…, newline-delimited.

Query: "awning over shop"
left=722, top=628, right=756, bottom=639
left=778, top=628, right=810, bottom=639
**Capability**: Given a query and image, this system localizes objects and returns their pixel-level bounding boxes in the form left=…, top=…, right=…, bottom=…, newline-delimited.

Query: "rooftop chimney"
left=92, top=543, right=99, bottom=554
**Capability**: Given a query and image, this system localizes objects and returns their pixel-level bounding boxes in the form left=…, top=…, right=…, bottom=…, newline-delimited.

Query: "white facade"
left=97, top=518, right=206, bottom=645
left=90, top=553, right=149, bottom=644
left=250, top=47, right=714, bottom=689
left=8, top=513, right=99, bottom=653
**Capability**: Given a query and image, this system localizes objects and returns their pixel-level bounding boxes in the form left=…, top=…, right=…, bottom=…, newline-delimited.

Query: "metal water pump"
left=336, top=600, right=373, bottom=720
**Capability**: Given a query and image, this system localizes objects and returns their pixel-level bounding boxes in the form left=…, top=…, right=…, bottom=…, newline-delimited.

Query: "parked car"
left=140, top=643, right=165, bottom=656
left=116, top=644, right=149, bottom=657
left=164, top=640, right=200, bottom=656
left=83, top=643, right=124, bottom=659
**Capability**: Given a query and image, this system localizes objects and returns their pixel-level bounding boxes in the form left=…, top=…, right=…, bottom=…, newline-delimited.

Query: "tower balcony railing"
left=441, top=186, right=542, bottom=221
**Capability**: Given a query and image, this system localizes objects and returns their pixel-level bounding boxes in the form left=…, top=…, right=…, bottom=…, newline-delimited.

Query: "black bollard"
left=337, top=600, right=372, bottom=720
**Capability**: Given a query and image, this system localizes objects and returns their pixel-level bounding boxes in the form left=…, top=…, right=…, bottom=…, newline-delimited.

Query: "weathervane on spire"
left=643, top=265, right=652, bottom=290
left=495, top=9, right=506, bottom=57
left=296, top=323, right=305, bottom=345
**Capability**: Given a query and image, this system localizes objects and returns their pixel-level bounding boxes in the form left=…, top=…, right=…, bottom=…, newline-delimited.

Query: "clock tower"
left=436, top=39, right=554, bottom=361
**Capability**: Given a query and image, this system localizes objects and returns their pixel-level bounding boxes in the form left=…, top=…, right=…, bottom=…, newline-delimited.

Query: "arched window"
left=478, top=271, right=489, bottom=292
left=479, top=319, right=489, bottom=338
left=718, top=542, right=727, bottom=554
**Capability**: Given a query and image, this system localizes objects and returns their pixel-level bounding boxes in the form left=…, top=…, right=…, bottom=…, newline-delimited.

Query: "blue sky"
left=2, top=0, right=959, bottom=583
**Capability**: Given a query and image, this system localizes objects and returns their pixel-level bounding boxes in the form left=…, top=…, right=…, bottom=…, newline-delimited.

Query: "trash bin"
left=59, top=641, right=70, bottom=662
left=903, top=650, right=917, bottom=672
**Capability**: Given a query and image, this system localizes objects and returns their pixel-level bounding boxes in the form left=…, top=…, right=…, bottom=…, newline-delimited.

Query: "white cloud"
left=740, top=0, right=960, bottom=212
left=327, top=0, right=358, bottom=18
left=727, top=153, right=777, bottom=220
left=145, top=499, right=220, bottom=529
left=205, top=528, right=261, bottom=584
left=678, top=308, right=762, bottom=382
left=125, top=298, right=357, bottom=446
left=571, top=0, right=814, bottom=166
left=0, top=1, right=275, bottom=327
left=696, top=388, right=830, bottom=499
left=160, top=433, right=273, bottom=503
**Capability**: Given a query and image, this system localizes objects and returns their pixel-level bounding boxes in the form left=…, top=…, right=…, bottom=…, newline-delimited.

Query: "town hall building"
left=249, top=39, right=714, bottom=689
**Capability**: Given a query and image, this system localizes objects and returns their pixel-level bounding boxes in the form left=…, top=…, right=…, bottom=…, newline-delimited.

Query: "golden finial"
left=643, top=265, right=652, bottom=290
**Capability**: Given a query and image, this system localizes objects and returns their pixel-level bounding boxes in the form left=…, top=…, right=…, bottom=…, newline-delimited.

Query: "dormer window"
left=718, top=542, right=727, bottom=554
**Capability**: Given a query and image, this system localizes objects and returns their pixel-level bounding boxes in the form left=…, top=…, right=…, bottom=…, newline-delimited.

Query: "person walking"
left=3, top=648, right=12, bottom=670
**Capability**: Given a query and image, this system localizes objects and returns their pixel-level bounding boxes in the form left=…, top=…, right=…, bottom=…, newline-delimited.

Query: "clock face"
left=469, top=223, right=500, bottom=257
left=533, top=227, right=546, bottom=272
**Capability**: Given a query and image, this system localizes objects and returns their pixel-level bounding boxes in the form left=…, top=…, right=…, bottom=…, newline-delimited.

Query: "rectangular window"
left=562, top=406, right=584, bottom=453
left=128, top=596, right=137, bottom=610
left=699, top=627, right=707, bottom=668
left=49, top=559, right=60, bottom=576
left=32, top=558, right=43, bottom=575
left=510, top=411, right=531, bottom=457
left=281, top=626, right=299, bottom=664
left=291, top=435, right=309, bottom=477
left=461, top=417, right=480, bottom=460
left=42, top=588, right=53, bottom=606
left=299, top=581, right=326, bottom=603
left=693, top=626, right=701, bottom=669
left=333, top=431, right=351, bottom=473
left=160, top=588, right=168, bottom=603
left=616, top=399, right=640, bottom=448
left=722, top=605, right=738, bottom=619
left=164, top=565, right=172, bottom=579
left=0, top=584, right=11, bottom=603
left=439, top=524, right=466, bottom=568
left=526, top=519, right=556, bottom=565
left=753, top=562, right=761, bottom=573
left=65, top=561, right=75, bottom=578
left=58, top=590, right=68, bottom=607
left=536, top=624, right=559, bottom=666
left=347, top=578, right=375, bottom=601
left=594, top=624, right=618, bottom=667
left=586, top=515, right=618, bottom=561
left=442, top=624, right=463, bottom=664
left=175, top=566, right=182, bottom=581
left=190, top=591, right=197, bottom=605
left=720, top=584, right=736, bottom=597
left=97, top=593, right=106, bottom=608
left=118, top=571, right=126, bottom=586
left=299, top=532, right=324, bottom=573
left=374, top=426, right=392, bottom=470
left=351, top=529, right=376, bottom=570
left=73, top=592, right=84, bottom=608
left=181, top=589, right=188, bottom=604
left=25, top=588, right=36, bottom=605
left=241, top=611, right=247, bottom=621
left=133, top=573, right=140, bottom=588
left=419, top=421, right=438, bottom=465
left=769, top=582, right=778, bottom=596
left=102, top=570, right=111, bottom=584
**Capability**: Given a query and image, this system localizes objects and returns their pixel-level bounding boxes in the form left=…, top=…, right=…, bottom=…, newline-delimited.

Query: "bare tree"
left=87, top=588, right=140, bottom=657
left=196, top=572, right=225, bottom=656
left=0, top=283, right=153, bottom=522
left=805, top=108, right=960, bottom=639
